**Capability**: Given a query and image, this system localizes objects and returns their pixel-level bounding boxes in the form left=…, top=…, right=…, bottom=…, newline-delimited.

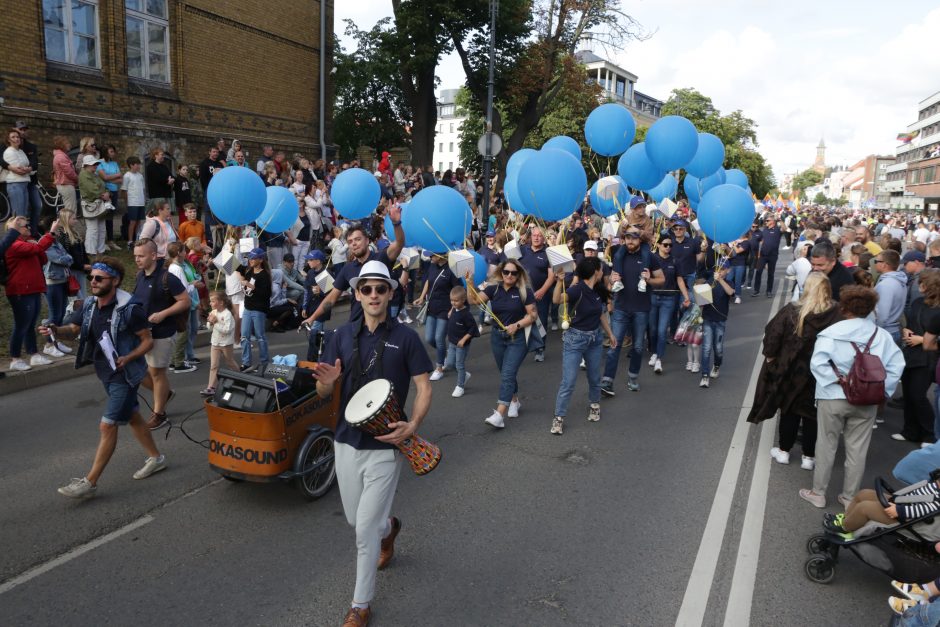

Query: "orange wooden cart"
left=205, top=363, right=339, bottom=499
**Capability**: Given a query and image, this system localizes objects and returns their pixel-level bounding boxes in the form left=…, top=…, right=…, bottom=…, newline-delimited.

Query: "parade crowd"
left=9, top=128, right=940, bottom=625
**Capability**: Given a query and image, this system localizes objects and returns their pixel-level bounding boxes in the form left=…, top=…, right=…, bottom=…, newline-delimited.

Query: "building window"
left=43, top=0, right=101, bottom=68
left=450, top=123, right=454, bottom=133
left=441, top=104, right=455, bottom=117
left=925, top=167, right=936, bottom=183
left=910, top=169, right=920, bottom=185
left=439, top=142, right=443, bottom=153
left=448, top=162, right=453, bottom=170
left=449, top=142, right=454, bottom=152
left=438, top=162, right=443, bottom=172
left=126, top=0, right=170, bottom=83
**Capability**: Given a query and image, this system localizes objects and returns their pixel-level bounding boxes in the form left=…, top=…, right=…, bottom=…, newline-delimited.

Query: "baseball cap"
left=304, top=250, right=326, bottom=262
left=14, top=120, right=28, bottom=129
left=902, top=250, right=926, bottom=264
left=629, top=195, right=647, bottom=210
left=672, top=219, right=689, bottom=229
left=349, top=259, right=398, bottom=290
left=81, top=155, right=101, bottom=167
left=583, top=240, right=599, bottom=251
left=247, top=247, right=266, bottom=260
left=485, top=230, right=496, bottom=238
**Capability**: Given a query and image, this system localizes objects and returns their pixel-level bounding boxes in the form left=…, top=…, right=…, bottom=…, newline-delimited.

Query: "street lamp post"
left=481, top=0, right=498, bottom=219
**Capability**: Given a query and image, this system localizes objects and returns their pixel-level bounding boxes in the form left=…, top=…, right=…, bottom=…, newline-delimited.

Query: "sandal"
left=147, top=411, right=168, bottom=430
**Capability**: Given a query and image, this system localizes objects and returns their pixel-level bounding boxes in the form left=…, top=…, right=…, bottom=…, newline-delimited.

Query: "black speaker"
left=214, top=369, right=297, bottom=413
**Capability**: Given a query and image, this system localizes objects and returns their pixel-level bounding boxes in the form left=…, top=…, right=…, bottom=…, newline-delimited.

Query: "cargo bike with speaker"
left=205, top=361, right=340, bottom=500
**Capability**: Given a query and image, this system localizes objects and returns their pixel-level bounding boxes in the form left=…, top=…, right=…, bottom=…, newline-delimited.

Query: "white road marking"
left=675, top=282, right=785, bottom=627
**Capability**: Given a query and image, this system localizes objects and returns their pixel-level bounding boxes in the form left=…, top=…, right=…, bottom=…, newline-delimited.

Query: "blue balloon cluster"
left=685, top=133, right=725, bottom=178
left=206, top=166, right=266, bottom=226
left=696, top=184, right=755, bottom=243
left=543, top=135, right=582, bottom=161
left=724, top=168, right=749, bottom=189
left=517, top=148, right=587, bottom=222
left=331, top=168, right=381, bottom=220
left=645, top=116, right=699, bottom=172
left=584, top=103, right=636, bottom=157
left=618, top=143, right=663, bottom=191
left=589, top=176, right=629, bottom=218
left=384, top=203, right=412, bottom=245
left=462, top=249, right=489, bottom=287
left=256, top=186, right=299, bottom=233
left=403, top=186, right=471, bottom=252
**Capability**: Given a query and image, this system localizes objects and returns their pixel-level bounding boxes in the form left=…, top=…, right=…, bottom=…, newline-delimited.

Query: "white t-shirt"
left=121, top=171, right=146, bottom=206
left=914, top=227, right=930, bottom=244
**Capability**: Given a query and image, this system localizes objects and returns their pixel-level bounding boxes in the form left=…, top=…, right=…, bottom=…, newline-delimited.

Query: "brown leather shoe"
left=377, top=517, right=401, bottom=570
left=147, top=412, right=167, bottom=430
left=342, top=606, right=370, bottom=626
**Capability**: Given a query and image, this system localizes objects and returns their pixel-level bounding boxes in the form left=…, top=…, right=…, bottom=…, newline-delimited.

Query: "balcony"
left=886, top=162, right=907, bottom=173
left=883, top=180, right=905, bottom=192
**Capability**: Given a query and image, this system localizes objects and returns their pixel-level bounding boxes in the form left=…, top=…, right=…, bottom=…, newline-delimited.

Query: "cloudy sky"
left=336, top=1, right=940, bottom=181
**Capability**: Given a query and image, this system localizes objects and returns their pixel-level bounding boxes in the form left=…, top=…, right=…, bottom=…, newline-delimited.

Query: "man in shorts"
left=41, top=257, right=167, bottom=498
left=132, top=238, right=190, bottom=429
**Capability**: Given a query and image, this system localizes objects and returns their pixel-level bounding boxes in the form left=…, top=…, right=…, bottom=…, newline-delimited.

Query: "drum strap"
left=350, top=318, right=392, bottom=391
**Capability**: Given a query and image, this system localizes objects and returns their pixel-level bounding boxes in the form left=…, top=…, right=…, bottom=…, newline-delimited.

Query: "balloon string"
left=465, top=282, right=509, bottom=332
left=213, top=225, right=236, bottom=291
left=421, top=217, right=458, bottom=254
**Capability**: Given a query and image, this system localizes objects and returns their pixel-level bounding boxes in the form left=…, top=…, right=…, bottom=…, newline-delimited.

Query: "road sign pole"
left=482, top=0, right=497, bottom=220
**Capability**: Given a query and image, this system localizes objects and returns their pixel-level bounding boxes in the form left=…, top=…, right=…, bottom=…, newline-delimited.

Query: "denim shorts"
left=101, top=380, right=140, bottom=425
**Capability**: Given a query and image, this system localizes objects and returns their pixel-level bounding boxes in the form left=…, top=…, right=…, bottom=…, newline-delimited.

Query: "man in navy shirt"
left=752, top=215, right=783, bottom=298
left=519, top=225, right=555, bottom=362
left=303, top=205, right=405, bottom=325
left=313, top=260, right=432, bottom=626
left=603, top=225, right=665, bottom=395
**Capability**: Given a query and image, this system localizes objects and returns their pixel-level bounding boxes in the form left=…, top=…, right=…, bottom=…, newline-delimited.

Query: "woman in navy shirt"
left=549, top=257, right=616, bottom=435
left=648, top=237, right=690, bottom=373
left=468, top=259, right=538, bottom=429
left=413, top=253, right=460, bottom=380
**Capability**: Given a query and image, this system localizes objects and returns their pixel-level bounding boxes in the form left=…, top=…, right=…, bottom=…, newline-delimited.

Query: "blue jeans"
left=444, top=342, right=469, bottom=386
left=702, top=319, right=726, bottom=373
left=490, top=330, right=527, bottom=406
left=7, top=293, right=41, bottom=357
left=44, top=282, right=69, bottom=343
left=27, top=182, right=42, bottom=238
left=534, top=295, right=550, bottom=353
left=7, top=182, right=28, bottom=219
left=424, top=314, right=447, bottom=366
left=898, top=598, right=940, bottom=627
left=603, top=309, right=648, bottom=382
left=728, top=265, right=746, bottom=297
left=648, top=293, right=677, bottom=358
left=894, top=441, right=940, bottom=485
left=240, top=309, right=269, bottom=367
left=554, top=327, right=604, bottom=417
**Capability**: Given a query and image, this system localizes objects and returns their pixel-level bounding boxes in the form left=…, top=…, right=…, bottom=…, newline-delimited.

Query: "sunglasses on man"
left=357, top=284, right=390, bottom=296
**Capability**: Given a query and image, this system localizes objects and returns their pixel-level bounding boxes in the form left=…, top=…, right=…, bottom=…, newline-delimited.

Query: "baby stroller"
left=805, top=476, right=940, bottom=585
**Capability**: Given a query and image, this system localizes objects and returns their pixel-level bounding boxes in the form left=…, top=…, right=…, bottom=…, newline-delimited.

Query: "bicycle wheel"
left=0, top=191, right=11, bottom=222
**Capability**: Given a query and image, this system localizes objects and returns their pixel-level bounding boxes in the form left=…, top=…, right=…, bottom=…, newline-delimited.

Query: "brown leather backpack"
left=828, top=329, right=886, bottom=406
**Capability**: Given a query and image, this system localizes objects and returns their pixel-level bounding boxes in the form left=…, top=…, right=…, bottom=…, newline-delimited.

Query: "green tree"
left=790, top=168, right=823, bottom=195
left=333, top=19, right=411, bottom=160
left=813, top=191, right=827, bottom=204
left=661, top=88, right=775, bottom=198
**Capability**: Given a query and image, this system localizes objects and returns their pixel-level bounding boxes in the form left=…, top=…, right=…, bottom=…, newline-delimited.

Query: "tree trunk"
left=409, top=65, right=438, bottom=168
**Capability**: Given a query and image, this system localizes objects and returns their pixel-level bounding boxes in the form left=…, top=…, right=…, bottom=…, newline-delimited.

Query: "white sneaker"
left=508, top=399, right=521, bottom=418
left=9, top=358, right=31, bottom=371
left=403, top=314, right=413, bottom=324
left=587, top=403, right=601, bottom=422
left=133, top=454, right=167, bottom=480
left=550, top=417, right=564, bottom=434
left=710, top=366, right=720, bottom=379
left=685, top=361, right=693, bottom=371
left=782, top=246, right=791, bottom=250
left=648, top=353, right=658, bottom=367
left=485, top=411, right=505, bottom=428
left=43, top=344, right=66, bottom=358
left=551, top=322, right=559, bottom=331
left=734, top=296, right=742, bottom=304
left=690, top=363, right=700, bottom=373
left=452, top=386, right=465, bottom=398
left=55, top=342, right=73, bottom=354
left=57, top=477, right=96, bottom=498
left=770, top=447, right=790, bottom=465
left=580, top=358, right=586, bottom=370
left=30, top=353, right=53, bottom=366
left=429, top=369, right=444, bottom=381
left=654, top=359, right=663, bottom=374
left=801, top=456, right=816, bottom=470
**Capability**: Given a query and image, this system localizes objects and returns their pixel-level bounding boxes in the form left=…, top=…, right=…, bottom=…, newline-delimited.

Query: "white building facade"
left=431, top=88, right=466, bottom=174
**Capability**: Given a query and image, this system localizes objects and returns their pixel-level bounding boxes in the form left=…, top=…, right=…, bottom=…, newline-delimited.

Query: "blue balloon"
left=684, top=174, right=702, bottom=203
left=256, top=186, right=299, bottom=233
left=618, top=143, right=664, bottom=191
left=685, top=133, right=725, bottom=178
left=696, top=184, right=755, bottom=243
left=584, top=104, right=636, bottom=157
left=543, top=136, right=582, bottom=162
left=206, top=165, right=266, bottom=226
left=331, top=168, right=381, bottom=220
left=724, top=168, right=749, bottom=189
left=648, top=174, right=679, bottom=203
left=645, top=116, right=699, bottom=172
left=517, top=148, right=587, bottom=222
left=506, top=148, right=537, bottom=179
left=503, top=173, right=527, bottom=214
left=462, top=249, right=490, bottom=287
left=589, top=176, right=630, bottom=218
left=702, top=169, right=726, bottom=195
left=403, top=186, right=472, bottom=252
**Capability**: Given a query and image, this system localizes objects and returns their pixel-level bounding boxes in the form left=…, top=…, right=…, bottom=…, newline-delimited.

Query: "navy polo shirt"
left=613, top=247, right=660, bottom=313
left=653, top=253, right=680, bottom=294
left=132, top=260, right=186, bottom=339
left=702, top=284, right=731, bottom=322
left=480, top=246, right=503, bottom=267
left=519, top=245, right=551, bottom=290
left=65, top=299, right=149, bottom=383
left=426, top=263, right=461, bottom=317
left=565, top=282, right=604, bottom=331
left=483, top=283, right=534, bottom=325
left=332, top=250, right=393, bottom=322
left=758, top=226, right=782, bottom=257
left=730, top=240, right=750, bottom=266
left=672, top=236, right=700, bottom=276
left=446, top=306, right=480, bottom=345
left=320, top=317, right=433, bottom=450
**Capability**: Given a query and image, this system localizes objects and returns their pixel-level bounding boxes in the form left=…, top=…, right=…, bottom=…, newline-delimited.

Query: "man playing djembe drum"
left=313, top=260, right=433, bottom=627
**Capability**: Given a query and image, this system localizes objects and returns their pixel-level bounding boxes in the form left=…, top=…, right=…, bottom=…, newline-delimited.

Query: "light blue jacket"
left=874, top=270, right=907, bottom=335
left=810, top=318, right=905, bottom=401
left=43, top=240, right=73, bottom=283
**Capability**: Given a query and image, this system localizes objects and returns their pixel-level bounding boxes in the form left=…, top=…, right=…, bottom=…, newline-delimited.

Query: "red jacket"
left=4, top=233, right=53, bottom=296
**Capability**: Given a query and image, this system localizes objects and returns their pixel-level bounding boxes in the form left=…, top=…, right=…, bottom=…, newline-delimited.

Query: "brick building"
left=0, top=0, right=334, bottom=188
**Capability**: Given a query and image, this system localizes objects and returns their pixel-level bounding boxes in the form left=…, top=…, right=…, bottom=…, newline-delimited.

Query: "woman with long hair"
left=52, top=135, right=79, bottom=214
left=413, top=253, right=461, bottom=380
left=895, top=269, right=940, bottom=445
left=74, top=136, right=98, bottom=172
left=138, top=200, right=177, bottom=259
left=747, top=272, right=841, bottom=469
left=467, top=259, right=538, bottom=429
left=647, top=235, right=690, bottom=373
left=549, top=256, right=616, bottom=435
left=56, top=208, right=90, bottom=299
left=2, top=129, right=31, bottom=222
left=237, top=248, right=272, bottom=369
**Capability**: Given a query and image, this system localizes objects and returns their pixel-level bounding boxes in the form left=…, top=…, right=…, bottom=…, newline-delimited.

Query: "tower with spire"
left=813, top=138, right=827, bottom=174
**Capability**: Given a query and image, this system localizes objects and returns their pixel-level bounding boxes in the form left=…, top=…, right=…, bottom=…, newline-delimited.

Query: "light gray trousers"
left=813, top=398, right=878, bottom=500
left=334, top=443, right=402, bottom=604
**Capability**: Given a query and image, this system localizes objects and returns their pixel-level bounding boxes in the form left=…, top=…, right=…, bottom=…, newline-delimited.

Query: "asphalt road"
left=0, top=257, right=915, bottom=626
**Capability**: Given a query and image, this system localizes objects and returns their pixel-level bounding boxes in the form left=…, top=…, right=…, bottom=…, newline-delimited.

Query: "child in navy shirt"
left=445, top=286, right=480, bottom=397
left=699, top=266, right=735, bottom=389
